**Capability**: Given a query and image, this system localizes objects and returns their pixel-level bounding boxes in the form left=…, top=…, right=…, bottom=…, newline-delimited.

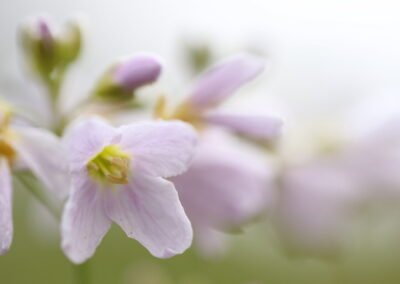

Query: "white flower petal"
left=61, top=173, right=111, bottom=264
left=205, top=113, right=282, bottom=140
left=172, top=130, right=269, bottom=229
left=12, top=126, right=69, bottom=198
left=118, top=120, right=197, bottom=178
left=0, top=158, right=13, bottom=255
left=63, top=117, right=119, bottom=172
left=104, top=175, right=193, bottom=258
left=113, top=54, right=162, bottom=91
left=188, top=54, right=265, bottom=109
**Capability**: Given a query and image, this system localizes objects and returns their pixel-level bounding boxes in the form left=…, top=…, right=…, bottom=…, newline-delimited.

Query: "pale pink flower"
left=171, top=130, right=272, bottom=255
left=273, top=157, right=360, bottom=256
left=162, top=54, right=282, bottom=255
left=114, top=55, right=161, bottom=92
left=346, top=116, right=400, bottom=199
left=0, top=105, right=68, bottom=254
left=93, top=54, right=162, bottom=102
left=61, top=117, right=196, bottom=264
left=188, top=53, right=266, bottom=109
left=157, top=53, right=282, bottom=141
left=272, top=114, right=400, bottom=256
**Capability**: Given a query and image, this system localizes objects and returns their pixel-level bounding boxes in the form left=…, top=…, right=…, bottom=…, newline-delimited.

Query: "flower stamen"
left=87, top=145, right=130, bottom=184
left=154, top=96, right=204, bottom=130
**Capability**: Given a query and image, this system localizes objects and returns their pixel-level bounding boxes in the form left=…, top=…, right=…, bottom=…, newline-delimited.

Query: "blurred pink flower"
left=188, top=54, right=265, bottom=109
left=272, top=114, right=400, bottom=256
left=273, top=157, right=360, bottom=256
left=205, top=113, right=281, bottom=141
left=0, top=105, right=68, bottom=254
left=162, top=54, right=281, bottom=256
left=61, top=117, right=196, bottom=264
left=114, top=55, right=162, bottom=92
left=190, top=54, right=282, bottom=140
left=346, top=116, right=400, bottom=199
left=171, top=130, right=272, bottom=255
left=93, top=54, right=162, bottom=102
left=158, top=53, right=282, bottom=141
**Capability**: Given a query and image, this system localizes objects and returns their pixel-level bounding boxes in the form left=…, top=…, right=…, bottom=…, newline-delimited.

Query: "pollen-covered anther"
left=87, top=145, right=131, bottom=185
left=0, top=139, right=16, bottom=164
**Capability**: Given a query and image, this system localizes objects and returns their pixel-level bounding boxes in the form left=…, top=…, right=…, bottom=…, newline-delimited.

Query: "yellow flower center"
left=87, top=145, right=131, bottom=184
left=0, top=102, right=16, bottom=164
left=154, top=96, right=204, bottom=130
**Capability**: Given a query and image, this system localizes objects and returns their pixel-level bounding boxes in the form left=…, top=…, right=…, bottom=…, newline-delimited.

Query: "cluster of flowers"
left=0, top=16, right=282, bottom=264
left=2, top=15, right=399, bottom=266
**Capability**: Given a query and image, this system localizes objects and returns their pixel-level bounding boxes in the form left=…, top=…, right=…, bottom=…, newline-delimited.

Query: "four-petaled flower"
left=61, top=117, right=197, bottom=264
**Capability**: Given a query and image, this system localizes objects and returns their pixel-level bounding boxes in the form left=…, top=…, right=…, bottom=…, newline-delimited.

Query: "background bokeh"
left=1, top=0, right=400, bottom=283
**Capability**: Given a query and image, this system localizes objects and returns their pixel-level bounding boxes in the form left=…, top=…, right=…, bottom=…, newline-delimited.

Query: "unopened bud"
left=37, top=18, right=54, bottom=51
left=93, top=55, right=162, bottom=102
left=59, top=20, right=82, bottom=64
left=20, top=17, right=57, bottom=78
left=20, top=16, right=82, bottom=84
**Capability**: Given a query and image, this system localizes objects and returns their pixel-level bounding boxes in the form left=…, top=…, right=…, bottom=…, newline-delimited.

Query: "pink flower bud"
left=36, top=18, right=53, bottom=50
left=114, top=55, right=162, bottom=92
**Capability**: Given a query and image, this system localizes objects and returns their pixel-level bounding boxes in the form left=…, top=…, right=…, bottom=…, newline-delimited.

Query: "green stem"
left=43, top=68, right=66, bottom=135
left=14, top=171, right=61, bottom=221
left=15, top=172, right=91, bottom=284
left=72, top=261, right=90, bottom=284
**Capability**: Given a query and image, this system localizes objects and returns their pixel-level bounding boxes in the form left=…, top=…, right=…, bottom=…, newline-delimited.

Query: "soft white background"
left=1, top=0, right=400, bottom=127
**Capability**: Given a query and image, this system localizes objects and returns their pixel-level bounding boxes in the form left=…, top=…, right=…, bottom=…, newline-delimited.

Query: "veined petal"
left=12, top=126, right=69, bottom=198
left=205, top=113, right=283, bottom=140
left=0, top=158, right=12, bottom=254
left=188, top=54, right=265, bottom=109
left=118, top=120, right=197, bottom=178
left=63, top=117, right=119, bottom=171
left=104, top=175, right=193, bottom=258
left=61, top=172, right=111, bottom=264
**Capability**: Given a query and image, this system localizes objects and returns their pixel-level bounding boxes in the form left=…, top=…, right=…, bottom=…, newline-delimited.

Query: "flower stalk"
left=14, top=171, right=61, bottom=221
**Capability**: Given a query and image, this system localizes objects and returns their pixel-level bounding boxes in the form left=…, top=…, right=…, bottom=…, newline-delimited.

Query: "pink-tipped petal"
left=12, top=126, right=69, bottom=199
left=0, top=158, right=12, bottom=255
left=114, top=55, right=162, bottom=92
left=104, top=175, right=193, bottom=258
left=205, top=113, right=283, bottom=140
left=61, top=172, right=111, bottom=264
left=188, top=54, right=265, bottom=109
left=118, top=120, right=197, bottom=178
left=63, top=117, right=119, bottom=171
left=37, top=18, right=53, bottom=48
